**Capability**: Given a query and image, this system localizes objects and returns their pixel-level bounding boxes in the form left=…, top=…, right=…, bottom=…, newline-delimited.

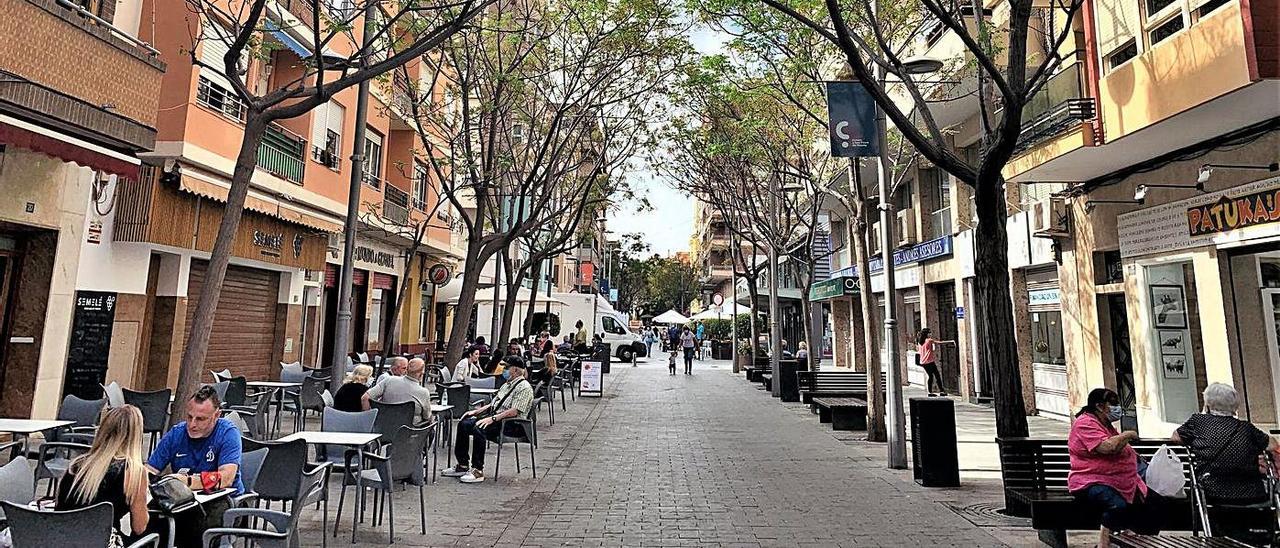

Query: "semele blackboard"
left=62, top=290, right=117, bottom=400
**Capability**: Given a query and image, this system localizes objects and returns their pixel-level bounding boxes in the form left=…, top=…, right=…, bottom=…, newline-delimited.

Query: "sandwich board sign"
left=579, top=360, right=603, bottom=397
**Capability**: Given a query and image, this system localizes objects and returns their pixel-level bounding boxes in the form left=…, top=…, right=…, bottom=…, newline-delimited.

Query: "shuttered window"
left=197, top=19, right=250, bottom=120
left=309, top=100, right=346, bottom=168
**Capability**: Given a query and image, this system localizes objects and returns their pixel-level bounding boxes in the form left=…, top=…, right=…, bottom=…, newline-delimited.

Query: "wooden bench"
left=997, top=437, right=1196, bottom=548
left=812, top=397, right=867, bottom=431
left=1110, top=532, right=1252, bottom=548
left=760, top=373, right=773, bottom=392
left=744, top=360, right=770, bottom=383
left=796, top=371, right=873, bottom=405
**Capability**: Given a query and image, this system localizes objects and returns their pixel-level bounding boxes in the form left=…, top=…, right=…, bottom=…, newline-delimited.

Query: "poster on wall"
left=1162, top=355, right=1189, bottom=379
left=579, top=360, right=603, bottom=397
left=1158, top=330, right=1186, bottom=354
left=1150, top=285, right=1187, bottom=329
left=62, top=291, right=117, bottom=400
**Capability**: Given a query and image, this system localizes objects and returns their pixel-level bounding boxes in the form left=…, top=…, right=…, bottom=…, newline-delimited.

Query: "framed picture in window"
left=1150, top=285, right=1187, bottom=329
left=1158, top=330, right=1185, bottom=355
left=1162, top=355, right=1189, bottom=379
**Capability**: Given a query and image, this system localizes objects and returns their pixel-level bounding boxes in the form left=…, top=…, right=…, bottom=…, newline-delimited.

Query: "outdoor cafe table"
left=151, top=486, right=234, bottom=548
left=246, top=381, right=301, bottom=435
left=0, top=418, right=74, bottom=453
left=278, top=431, right=381, bottom=540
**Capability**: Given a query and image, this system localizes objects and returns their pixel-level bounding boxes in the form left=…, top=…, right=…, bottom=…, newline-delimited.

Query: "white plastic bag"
left=1145, top=444, right=1186, bottom=497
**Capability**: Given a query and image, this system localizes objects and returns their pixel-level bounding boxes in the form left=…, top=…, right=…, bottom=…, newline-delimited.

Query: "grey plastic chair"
left=281, top=376, right=326, bottom=434
left=369, top=400, right=416, bottom=441
left=493, top=396, right=542, bottom=480
left=0, top=456, right=34, bottom=520
left=100, top=381, right=126, bottom=408
left=234, top=447, right=269, bottom=508
left=223, top=376, right=248, bottom=408
left=228, top=388, right=274, bottom=441
left=34, top=441, right=91, bottom=496
left=353, top=424, right=434, bottom=543
left=1, top=500, right=160, bottom=548
left=202, top=461, right=331, bottom=548
left=122, top=387, right=171, bottom=451
left=318, top=408, right=378, bottom=466
left=210, top=381, right=230, bottom=401
left=245, top=438, right=308, bottom=508
left=211, top=368, right=233, bottom=383
left=52, top=395, right=106, bottom=442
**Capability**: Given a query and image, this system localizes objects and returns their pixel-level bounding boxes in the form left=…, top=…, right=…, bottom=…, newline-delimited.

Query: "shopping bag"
left=1145, top=444, right=1187, bottom=497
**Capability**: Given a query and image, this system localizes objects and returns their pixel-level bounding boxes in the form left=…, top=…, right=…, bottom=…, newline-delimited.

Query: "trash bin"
left=592, top=343, right=612, bottom=374
left=909, top=397, right=960, bottom=487
left=778, top=359, right=802, bottom=402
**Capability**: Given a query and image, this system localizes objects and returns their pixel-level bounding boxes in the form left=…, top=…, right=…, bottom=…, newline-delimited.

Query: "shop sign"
left=427, top=264, right=451, bottom=286
left=808, top=276, right=859, bottom=301
left=955, top=306, right=965, bottom=319
left=1119, top=175, right=1280, bottom=258
left=354, top=245, right=395, bottom=268
left=868, top=236, right=953, bottom=273
left=253, top=230, right=284, bottom=249
left=1029, top=288, right=1061, bottom=306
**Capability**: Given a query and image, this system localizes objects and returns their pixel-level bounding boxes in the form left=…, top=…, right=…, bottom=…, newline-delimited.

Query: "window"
left=1197, top=0, right=1230, bottom=17
left=197, top=19, right=249, bottom=121
left=419, top=283, right=434, bottom=340
left=412, top=162, right=429, bottom=210
left=894, top=180, right=913, bottom=211
left=310, top=100, right=345, bottom=170
left=362, top=130, right=383, bottom=188
left=1146, top=0, right=1177, bottom=15
left=1149, top=15, right=1185, bottom=45
left=923, top=168, right=951, bottom=239
left=1030, top=310, right=1066, bottom=365
left=1107, top=41, right=1138, bottom=70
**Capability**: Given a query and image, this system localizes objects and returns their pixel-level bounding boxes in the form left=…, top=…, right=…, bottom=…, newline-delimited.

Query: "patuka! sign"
left=1186, top=189, right=1280, bottom=237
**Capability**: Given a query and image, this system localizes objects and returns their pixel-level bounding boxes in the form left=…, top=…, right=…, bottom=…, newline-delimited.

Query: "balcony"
left=0, top=0, right=166, bottom=152
left=1013, top=63, right=1096, bottom=154
left=384, top=185, right=410, bottom=226
left=256, top=123, right=307, bottom=183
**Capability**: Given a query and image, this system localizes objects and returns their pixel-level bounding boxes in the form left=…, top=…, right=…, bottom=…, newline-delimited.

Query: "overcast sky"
left=607, top=25, right=730, bottom=258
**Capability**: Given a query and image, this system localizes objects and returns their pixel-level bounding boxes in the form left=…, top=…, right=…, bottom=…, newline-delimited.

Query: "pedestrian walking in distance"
left=680, top=325, right=697, bottom=375
left=668, top=349, right=677, bottom=375
left=916, top=328, right=955, bottom=396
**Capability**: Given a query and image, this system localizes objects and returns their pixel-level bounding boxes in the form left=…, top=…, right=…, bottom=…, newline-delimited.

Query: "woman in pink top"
left=915, top=328, right=953, bottom=396
left=1069, top=388, right=1163, bottom=548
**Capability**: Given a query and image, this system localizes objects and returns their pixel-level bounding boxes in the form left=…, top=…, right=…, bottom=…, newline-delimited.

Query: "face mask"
left=502, top=369, right=512, bottom=380
left=1107, top=404, right=1124, bottom=422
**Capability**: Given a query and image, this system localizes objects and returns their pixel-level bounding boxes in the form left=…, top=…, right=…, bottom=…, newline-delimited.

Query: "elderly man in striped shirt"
left=440, top=355, right=535, bottom=484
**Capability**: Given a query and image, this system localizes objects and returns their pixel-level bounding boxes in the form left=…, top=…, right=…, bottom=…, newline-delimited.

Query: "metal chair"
left=2, top=500, right=160, bottom=548
left=0, top=456, right=34, bottom=520
left=493, top=396, right=542, bottom=480
left=122, top=387, right=171, bottom=451
left=353, top=424, right=434, bottom=543
left=202, top=461, right=331, bottom=548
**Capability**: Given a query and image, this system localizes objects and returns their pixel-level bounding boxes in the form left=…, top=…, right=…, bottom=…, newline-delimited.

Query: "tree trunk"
left=973, top=177, right=1029, bottom=438
left=381, top=236, right=423, bottom=360
left=444, top=241, right=486, bottom=370
left=173, top=116, right=267, bottom=426
left=523, top=258, right=543, bottom=335
left=852, top=213, right=885, bottom=442
left=799, top=275, right=816, bottom=371
left=746, top=275, right=761, bottom=359
left=497, top=263, right=527, bottom=347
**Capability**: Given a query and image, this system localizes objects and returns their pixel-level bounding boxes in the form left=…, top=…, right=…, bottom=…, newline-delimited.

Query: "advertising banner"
left=826, top=81, right=879, bottom=157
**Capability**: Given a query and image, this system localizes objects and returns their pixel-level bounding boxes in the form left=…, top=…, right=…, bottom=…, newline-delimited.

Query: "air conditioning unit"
left=1032, top=198, right=1071, bottom=239
left=897, top=209, right=917, bottom=247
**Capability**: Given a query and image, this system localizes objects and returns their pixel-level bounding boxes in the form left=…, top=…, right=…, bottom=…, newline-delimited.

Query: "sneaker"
left=939, top=392, right=949, bottom=397
left=928, top=393, right=938, bottom=397
left=441, top=465, right=469, bottom=478
left=460, top=469, right=485, bottom=483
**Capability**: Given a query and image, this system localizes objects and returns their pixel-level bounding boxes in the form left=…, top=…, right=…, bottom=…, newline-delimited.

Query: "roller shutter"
left=185, top=260, right=280, bottom=380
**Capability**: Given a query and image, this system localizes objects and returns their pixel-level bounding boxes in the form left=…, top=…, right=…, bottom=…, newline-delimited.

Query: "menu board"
left=579, top=360, right=603, bottom=397
left=62, top=291, right=117, bottom=400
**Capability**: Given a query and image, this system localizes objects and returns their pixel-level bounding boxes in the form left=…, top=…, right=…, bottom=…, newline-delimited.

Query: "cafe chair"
left=50, top=394, right=106, bottom=443
left=201, top=461, right=331, bottom=548
left=122, top=387, right=172, bottom=451
left=492, top=396, right=542, bottom=480
left=210, top=380, right=230, bottom=402
left=282, top=376, right=327, bottom=434
left=211, top=368, right=233, bottom=383
left=0, top=456, right=34, bottom=520
left=354, top=424, right=434, bottom=543
left=2, top=500, right=160, bottom=548
left=222, top=376, right=248, bottom=408
left=234, top=447, right=269, bottom=509
left=228, top=389, right=275, bottom=441
left=35, top=441, right=91, bottom=496
left=244, top=438, right=307, bottom=510
left=100, top=381, right=126, bottom=408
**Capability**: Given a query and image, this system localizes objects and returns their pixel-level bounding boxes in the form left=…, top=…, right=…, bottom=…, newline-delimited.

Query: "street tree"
left=175, top=0, right=494, bottom=419
left=748, top=0, right=1083, bottom=437
left=401, top=0, right=689, bottom=367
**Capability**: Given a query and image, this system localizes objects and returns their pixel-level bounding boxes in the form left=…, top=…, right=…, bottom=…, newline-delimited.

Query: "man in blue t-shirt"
left=146, top=385, right=242, bottom=547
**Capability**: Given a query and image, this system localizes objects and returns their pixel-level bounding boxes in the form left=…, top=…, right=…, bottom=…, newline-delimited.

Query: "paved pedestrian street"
left=300, top=357, right=1036, bottom=547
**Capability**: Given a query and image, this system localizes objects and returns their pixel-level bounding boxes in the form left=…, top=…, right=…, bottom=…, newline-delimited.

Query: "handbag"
left=149, top=475, right=196, bottom=513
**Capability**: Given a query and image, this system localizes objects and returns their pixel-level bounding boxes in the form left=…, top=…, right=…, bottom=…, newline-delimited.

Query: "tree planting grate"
left=941, top=501, right=1032, bottom=528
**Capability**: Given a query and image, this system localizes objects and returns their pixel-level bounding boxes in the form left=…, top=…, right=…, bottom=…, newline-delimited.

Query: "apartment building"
left=818, top=0, right=1278, bottom=431
left=0, top=0, right=165, bottom=418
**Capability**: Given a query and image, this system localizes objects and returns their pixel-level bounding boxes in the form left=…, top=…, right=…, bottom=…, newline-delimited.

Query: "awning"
left=178, top=168, right=344, bottom=233
left=264, top=20, right=312, bottom=59
left=0, top=114, right=139, bottom=178
left=652, top=310, right=691, bottom=324
left=690, top=303, right=753, bottom=320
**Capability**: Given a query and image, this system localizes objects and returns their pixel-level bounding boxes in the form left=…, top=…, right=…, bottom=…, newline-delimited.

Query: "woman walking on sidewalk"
left=916, top=328, right=954, bottom=396
left=680, top=326, right=697, bottom=375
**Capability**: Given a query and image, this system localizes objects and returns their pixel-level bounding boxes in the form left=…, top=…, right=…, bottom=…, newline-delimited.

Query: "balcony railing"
left=257, top=123, right=307, bottom=183
left=1015, top=63, right=1096, bottom=153
left=384, top=185, right=410, bottom=225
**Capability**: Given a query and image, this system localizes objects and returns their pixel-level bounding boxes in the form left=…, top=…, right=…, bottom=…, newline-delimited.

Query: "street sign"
left=808, top=276, right=858, bottom=301
left=580, top=360, right=603, bottom=397
left=609, top=288, right=618, bottom=302
left=826, top=81, right=879, bottom=157
left=955, top=306, right=965, bottom=319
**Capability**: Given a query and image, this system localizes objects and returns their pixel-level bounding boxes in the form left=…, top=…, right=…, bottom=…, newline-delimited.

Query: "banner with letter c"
left=826, top=81, right=879, bottom=157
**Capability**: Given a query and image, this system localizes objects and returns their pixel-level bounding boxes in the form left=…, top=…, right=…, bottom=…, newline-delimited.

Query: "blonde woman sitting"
left=334, top=364, right=374, bottom=412
left=55, top=405, right=151, bottom=544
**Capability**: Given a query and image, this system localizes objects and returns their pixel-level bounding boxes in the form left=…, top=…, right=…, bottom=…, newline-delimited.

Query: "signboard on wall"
left=62, top=291, right=117, bottom=400
left=868, top=236, right=953, bottom=273
left=1118, top=175, right=1280, bottom=257
left=579, top=360, right=603, bottom=397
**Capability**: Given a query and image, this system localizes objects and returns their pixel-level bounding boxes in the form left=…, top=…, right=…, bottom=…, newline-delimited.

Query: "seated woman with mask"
left=1068, top=388, right=1163, bottom=548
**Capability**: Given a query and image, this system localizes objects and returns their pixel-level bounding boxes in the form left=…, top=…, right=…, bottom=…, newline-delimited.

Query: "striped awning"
left=177, top=170, right=344, bottom=233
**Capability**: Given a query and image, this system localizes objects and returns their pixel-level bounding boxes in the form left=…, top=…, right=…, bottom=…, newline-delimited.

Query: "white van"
left=549, top=292, right=647, bottom=361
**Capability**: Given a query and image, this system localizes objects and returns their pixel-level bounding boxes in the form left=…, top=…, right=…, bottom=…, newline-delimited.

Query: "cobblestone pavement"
left=298, top=358, right=1018, bottom=547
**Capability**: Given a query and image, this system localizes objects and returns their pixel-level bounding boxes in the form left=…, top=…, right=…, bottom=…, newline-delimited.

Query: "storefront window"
left=1030, top=311, right=1066, bottom=365
left=419, top=283, right=433, bottom=341
left=1145, top=263, right=1200, bottom=423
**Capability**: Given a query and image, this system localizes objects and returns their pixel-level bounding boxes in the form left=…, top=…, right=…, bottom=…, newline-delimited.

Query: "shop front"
left=1117, top=174, right=1280, bottom=433
left=809, top=276, right=860, bottom=370
left=1025, top=268, right=1069, bottom=418
left=869, top=236, right=954, bottom=389
left=318, top=236, right=405, bottom=365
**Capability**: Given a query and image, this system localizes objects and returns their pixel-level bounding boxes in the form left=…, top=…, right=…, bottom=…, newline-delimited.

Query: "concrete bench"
left=812, top=397, right=867, bottom=431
